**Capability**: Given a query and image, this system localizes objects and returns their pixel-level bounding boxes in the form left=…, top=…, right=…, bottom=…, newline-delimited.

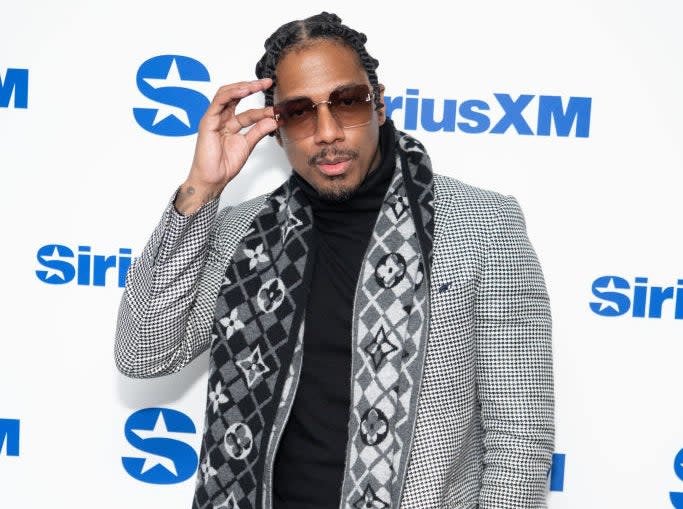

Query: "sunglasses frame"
left=272, top=83, right=376, bottom=140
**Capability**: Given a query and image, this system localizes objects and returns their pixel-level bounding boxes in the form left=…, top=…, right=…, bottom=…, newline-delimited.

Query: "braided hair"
left=255, top=12, right=381, bottom=110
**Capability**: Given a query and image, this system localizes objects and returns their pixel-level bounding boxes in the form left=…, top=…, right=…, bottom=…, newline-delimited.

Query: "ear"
left=376, top=83, right=386, bottom=126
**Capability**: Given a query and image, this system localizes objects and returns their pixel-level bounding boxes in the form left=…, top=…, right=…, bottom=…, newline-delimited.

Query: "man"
left=115, top=12, right=554, bottom=509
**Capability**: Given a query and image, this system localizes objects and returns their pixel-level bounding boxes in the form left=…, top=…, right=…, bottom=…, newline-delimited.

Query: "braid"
left=255, top=12, right=381, bottom=109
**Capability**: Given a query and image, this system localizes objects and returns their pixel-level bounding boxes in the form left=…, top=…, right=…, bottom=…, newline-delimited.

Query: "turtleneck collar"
left=292, top=119, right=397, bottom=214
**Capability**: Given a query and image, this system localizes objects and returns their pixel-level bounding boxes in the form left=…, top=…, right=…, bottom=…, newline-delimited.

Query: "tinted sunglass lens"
left=274, top=98, right=316, bottom=138
left=274, top=85, right=373, bottom=140
left=329, top=85, right=372, bottom=127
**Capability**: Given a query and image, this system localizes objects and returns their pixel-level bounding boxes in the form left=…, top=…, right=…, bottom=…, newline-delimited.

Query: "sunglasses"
left=273, top=84, right=375, bottom=141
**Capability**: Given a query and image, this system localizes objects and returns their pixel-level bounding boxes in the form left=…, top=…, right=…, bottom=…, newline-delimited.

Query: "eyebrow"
left=275, top=82, right=368, bottom=104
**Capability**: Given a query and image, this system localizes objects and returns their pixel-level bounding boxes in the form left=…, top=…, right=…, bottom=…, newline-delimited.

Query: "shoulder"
left=433, top=173, right=511, bottom=220
left=431, top=175, right=537, bottom=279
left=431, top=174, right=531, bottom=250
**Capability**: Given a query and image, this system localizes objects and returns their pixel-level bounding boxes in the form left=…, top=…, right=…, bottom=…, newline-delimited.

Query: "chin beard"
left=317, top=187, right=355, bottom=202
left=315, top=177, right=360, bottom=202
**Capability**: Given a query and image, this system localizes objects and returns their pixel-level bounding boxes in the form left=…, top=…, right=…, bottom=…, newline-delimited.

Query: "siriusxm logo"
left=36, top=244, right=132, bottom=288
left=671, top=448, right=683, bottom=508
left=134, top=55, right=211, bottom=136
left=122, top=408, right=198, bottom=484
left=549, top=453, right=566, bottom=492
left=0, top=418, right=20, bottom=457
left=385, top=89, right=591, bottom=138
left=590, top=276, right=683, bottom=319
left=0, top=68, right=29, bottom=109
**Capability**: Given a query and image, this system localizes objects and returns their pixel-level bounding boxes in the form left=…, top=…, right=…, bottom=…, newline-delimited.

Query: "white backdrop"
left=1, top=1, right=682, bottom=507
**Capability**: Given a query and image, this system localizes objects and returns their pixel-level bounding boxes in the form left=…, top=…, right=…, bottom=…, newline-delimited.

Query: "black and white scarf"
left=193, top=129, right=434, bottom=509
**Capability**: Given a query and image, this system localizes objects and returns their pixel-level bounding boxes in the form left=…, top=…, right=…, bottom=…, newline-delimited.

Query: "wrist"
left=174, top=179, right=223, bottom=216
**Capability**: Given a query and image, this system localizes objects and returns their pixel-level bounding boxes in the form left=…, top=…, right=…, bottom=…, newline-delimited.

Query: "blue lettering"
left=36, top=244, right=132, bottom=287
left=0, top=418, right=20, bottom=456
left=119, top=248, right=133, bottom=287
left=404, top=89, right=420, bottom=131
left=649, top=285, right=675, bottom=319
left=93, top=254, right=117, bottom=286
left=77, top=246, right=91, bottom=286
left=675, top=448, right=683, bottom=480
left=133, top=55, right=210, bottom=137
left=590, top=276, right=630, bottom=316
left=633, top=277, right=648, bottom=318
left=421, top=98, right=456, bottom=132
left=122, top=408, right=198, bottom=484
left=672, top=492, right=683, bottom=509
left=0, top=68, right=28, bottom=109
left=384, top=89, right=591, bottom=138
left=537, top=95, right=591, bottom=138
left=670, top=448, right=683, bottom=508
left=590, top=276, right=683, bottom=319
left=36, top=244, right=76, bottom=284
left=490, top=93, right=534, bottom=135
left=458, top=100, right=490, bottom=134
left=549, top=453, right=565, bottom=492
left=384, top=95, right=403, bottom=121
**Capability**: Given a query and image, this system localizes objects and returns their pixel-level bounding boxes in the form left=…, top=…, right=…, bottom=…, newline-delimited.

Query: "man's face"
left=273, top=40, right=386, bottom=201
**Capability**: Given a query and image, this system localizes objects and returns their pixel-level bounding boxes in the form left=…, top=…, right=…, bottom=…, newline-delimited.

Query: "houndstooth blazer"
left=115, top=174, right=554, bottom=509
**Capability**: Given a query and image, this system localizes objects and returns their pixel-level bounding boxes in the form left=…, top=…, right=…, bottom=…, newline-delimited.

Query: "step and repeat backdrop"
left=1, top=1, right=682, bottom=507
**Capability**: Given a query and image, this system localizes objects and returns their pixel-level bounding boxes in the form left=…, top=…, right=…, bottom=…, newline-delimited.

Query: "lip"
left=316, top=159, right=351, bottom=176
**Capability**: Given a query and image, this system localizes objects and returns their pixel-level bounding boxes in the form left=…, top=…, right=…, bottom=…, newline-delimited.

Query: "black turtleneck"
left=272, top=120, right=396, bottom=509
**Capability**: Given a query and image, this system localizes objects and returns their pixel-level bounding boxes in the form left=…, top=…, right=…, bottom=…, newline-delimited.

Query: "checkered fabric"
left=115, top=131, right=554, bottom=509
left=398, top=178, right=554, bottom=509
left=115, top=194, right=266, bottom=378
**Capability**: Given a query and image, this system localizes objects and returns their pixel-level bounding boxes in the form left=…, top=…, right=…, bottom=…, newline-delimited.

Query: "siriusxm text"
left=385, top=89, right=591, bottom=137
left=671, top=448, right=683, bottom=508
left=0, top=419, right=20, bottom=457
left=549, top=453, right=565, bottom=492
left=590, top=276, right=683, bottom=319
left=122, top=408, right=198, bottom=484
left=133, top=55, right=210, bottom=136
left=36, top=244, right=132, bottom=288
left=0, top=68, right=28, bottom=109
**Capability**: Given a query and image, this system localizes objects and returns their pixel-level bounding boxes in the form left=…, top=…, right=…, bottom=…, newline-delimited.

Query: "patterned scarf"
left=193, top=129, right=434, bottom=509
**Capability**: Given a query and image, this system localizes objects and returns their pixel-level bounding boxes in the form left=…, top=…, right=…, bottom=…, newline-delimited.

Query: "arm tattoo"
left=174, top=183, right=218, bottom=216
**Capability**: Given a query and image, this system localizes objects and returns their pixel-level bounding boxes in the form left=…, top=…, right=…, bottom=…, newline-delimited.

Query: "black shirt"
left=272, top=121, right=396, bottom=508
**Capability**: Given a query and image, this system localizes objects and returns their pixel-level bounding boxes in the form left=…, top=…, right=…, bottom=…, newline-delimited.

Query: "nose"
left=313, top=102, right=345, bottom=145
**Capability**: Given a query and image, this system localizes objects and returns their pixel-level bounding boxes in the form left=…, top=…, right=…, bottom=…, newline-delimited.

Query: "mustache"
left=308, top=148, right=359, bottom=166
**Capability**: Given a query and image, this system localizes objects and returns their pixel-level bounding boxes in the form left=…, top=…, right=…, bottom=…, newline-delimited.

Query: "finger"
left=243, top=116, right=279, bottom=151
left=203, top=85, right=249, bottom=121
left=224, top=106, right=275, bottom=133
left=213, top=79, right=271, bottom=103
left=203, top=79, right=273, bottom=131
left=207, top=78, right=273, bottom=115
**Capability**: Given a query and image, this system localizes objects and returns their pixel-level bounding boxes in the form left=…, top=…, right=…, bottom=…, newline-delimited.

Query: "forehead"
left=273, top=40, right=369, bottom=103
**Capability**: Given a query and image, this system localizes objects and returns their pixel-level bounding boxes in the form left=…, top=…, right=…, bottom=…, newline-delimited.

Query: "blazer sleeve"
left=475, top=195, right=555, bottom=509
left=114, top=192, right=229, bottom=378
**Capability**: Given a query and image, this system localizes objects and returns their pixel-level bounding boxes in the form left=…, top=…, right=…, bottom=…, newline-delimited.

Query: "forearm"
left=114, top=190, right=221, bottom=378
left=174, top=178, right=224, bottom=216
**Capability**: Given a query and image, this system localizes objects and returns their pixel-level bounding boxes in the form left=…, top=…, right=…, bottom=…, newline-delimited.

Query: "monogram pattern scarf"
left=193, top=130, right=434, bottom=509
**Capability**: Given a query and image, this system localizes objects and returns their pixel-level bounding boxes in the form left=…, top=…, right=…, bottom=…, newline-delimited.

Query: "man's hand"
left=175, top=78, right=278, bottom=215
